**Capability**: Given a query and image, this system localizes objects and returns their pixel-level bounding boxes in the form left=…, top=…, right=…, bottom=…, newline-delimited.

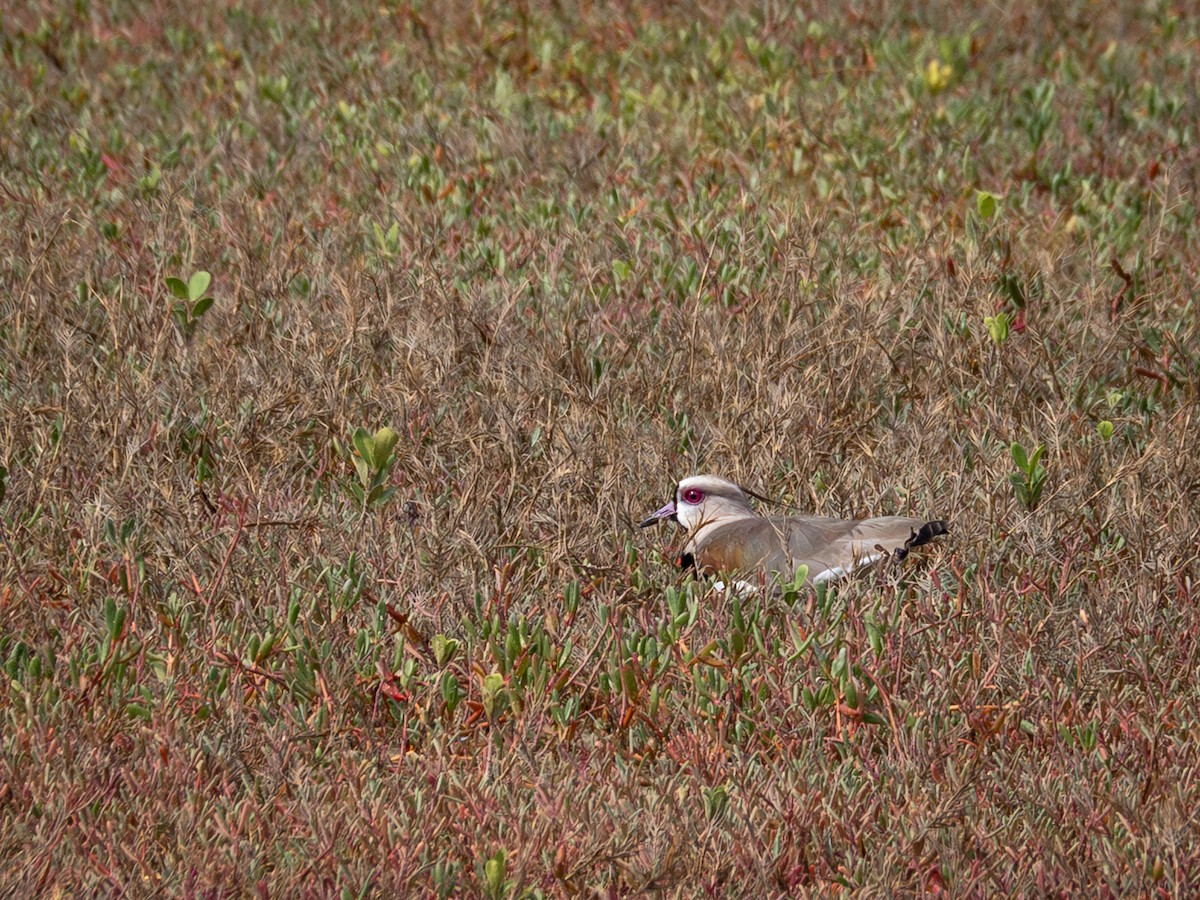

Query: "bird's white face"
left=673, top=478, right=714, bottom=533
left=640, top=475, right=755, bottom=535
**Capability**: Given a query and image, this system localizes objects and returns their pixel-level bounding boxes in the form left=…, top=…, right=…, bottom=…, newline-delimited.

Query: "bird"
left=640, top=474, right=948, bottom=586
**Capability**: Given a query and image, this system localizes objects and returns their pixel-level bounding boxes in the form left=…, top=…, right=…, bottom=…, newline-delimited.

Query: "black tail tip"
left=891, top=520, right=948, bottom=562
left=909, top=519, right=950, bottom=549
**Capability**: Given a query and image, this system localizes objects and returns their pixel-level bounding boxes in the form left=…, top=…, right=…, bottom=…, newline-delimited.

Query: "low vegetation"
left=2, top=0, right=1198, bottom=894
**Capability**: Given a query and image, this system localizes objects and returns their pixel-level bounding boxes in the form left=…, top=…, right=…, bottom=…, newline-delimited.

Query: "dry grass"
left=3, top=0, right=1200, bottom=895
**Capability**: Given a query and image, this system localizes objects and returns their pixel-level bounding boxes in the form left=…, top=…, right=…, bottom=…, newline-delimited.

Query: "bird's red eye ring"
left=681, top=488, right=705, bottom=504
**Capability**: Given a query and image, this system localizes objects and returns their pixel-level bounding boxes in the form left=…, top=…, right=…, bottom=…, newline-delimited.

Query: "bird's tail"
left=892, top=520, right=950, bottom=560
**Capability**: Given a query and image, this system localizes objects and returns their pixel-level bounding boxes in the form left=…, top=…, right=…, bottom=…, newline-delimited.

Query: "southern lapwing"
left=640, top=474, right=948, bottom=586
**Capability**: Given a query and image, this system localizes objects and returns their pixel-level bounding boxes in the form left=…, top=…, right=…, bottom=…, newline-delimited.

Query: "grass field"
left=3, top=0, right=1199, bottom=894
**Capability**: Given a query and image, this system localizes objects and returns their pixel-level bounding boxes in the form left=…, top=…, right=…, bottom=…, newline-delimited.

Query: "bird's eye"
left=681, top=488, right=705, bottom=504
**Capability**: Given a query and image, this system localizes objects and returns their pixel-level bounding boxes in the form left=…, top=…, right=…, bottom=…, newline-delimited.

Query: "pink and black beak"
left=639, top=498, right=678, bottom=528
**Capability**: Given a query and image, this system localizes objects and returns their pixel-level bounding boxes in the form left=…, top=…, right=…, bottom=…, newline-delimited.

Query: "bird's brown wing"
left=691, top=514, right=948, bottom=583
left=784, top=515, right=945, bottom=580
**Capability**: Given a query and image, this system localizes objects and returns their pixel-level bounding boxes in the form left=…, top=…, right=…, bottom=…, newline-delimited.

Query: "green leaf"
left=791, top=564, right=808, bottom=591
left=730, top=628, right=745, bottom=660
left=482, top=671, right=505, bottom=717
left=192, top=296, right=214, bottom=318
left=975, top=190, right=998, bottom=219
left=621, top=662, right=637, bottom=701
left=1028, top=444, right=1045, bottom=470
left=985, top=313, right=1009, bottom=345
left=255, top=631, right=278, bottom=663
left=485, top=851, right=506, bottom=899
left=352, top=456, right=369, bottom=487
left=370, top=426, right=399, bottom=471
left=351, top=427, right=374, bottom=465
left=703, top=784, right=729, bottom=822
left=831, top=646, right=848, bottom=680
left=843, top=677, right=859, bottom=709
left=367, top=485, right=396, bottom=507
left=111, top=605, right=126, bottom=641
left=440, top=672, right=461, bottom=709
left=1000, top=273, right=1027, bottom=309
left=1010, top=441, right=1029, bottom=472
left=923, top=58, right=952, bottom=93
left=188, top=271, right=212, bottom=302
left=166, top=277, right=189, bottom=300
left=866, top=620, right=883, bottom=657
left=1097, top=420, right=1114, bottom=441
left=432, top=634, right=459, bottom=666
left=261, top=75, right=289, bottom=103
